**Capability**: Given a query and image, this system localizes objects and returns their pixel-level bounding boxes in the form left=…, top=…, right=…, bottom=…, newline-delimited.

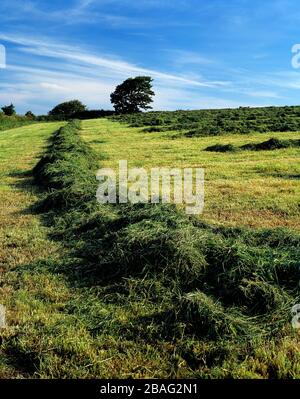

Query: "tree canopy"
left=1, top=104, right=16, bottom=116
left=25, top=111, right=36, bottom=119
left=48, top=100, right=87, bottom=118
left=110, top=76, right=154, bottom=114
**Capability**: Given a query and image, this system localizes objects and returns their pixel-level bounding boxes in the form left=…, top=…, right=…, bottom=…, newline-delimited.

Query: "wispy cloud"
left=0, top=33, right=233, bottom=112
left=167, top=49, right=215, bottom=67
left=245, top=90, right=282, bottom=99
left=0, top=0, right=140, bottom=27
left=1, top=34, right=229, bottom=89
left=0, top=0, right=193, bottom=28
left=1, top=0, right=298, bottom=116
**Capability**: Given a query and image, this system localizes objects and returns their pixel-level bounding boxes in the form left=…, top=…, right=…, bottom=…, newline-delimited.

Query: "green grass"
left=0, top=117, right=299, bottom=379
left=205, top=138, right=300, bottom=153
left=82, top=118, right=300, bottom=230
left=111, top=105, right=300, bottom=136
left=0, top=115, right=36, bottom=131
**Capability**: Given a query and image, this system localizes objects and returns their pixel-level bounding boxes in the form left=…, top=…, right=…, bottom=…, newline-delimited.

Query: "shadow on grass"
left=256, top=172, right=300, bottom=180
left=88, top=139, right=107, bottom=144
left=7, top=169, right=48, bottom=217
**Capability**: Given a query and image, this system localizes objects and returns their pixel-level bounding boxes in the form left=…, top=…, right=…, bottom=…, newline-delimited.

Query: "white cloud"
left=245, top=90, right=282, bottom=99
left=0, top=32, right=290, bottom=114
left=0, top=33, right=234, bottom=113
left=7, top=35, right=226, bottom=89
left=0, top=0, right=136, bottom=27
left=153, top=86, right=259, bottom=110
left=168, top=49, right=214, bottom=67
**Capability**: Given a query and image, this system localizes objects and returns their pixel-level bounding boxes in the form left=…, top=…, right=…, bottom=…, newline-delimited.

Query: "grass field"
left=82, top=118, right=300, bottom=230
left=0, top=117, right=299, bottom=379
left=0, top=115, right=36, bottom=132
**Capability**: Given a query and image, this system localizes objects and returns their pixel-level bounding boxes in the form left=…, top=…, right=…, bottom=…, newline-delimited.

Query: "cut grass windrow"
left=205, top=138, right=300, bottom=153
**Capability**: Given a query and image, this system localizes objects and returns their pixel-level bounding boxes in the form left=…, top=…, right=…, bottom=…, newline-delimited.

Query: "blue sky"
left=1, top=0, right=300, bottom=114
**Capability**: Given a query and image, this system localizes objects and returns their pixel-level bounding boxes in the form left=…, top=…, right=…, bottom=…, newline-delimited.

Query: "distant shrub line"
left=31, top=121, right=300, bottom=375
left=0, top=114, right=36, bottom=131
left=37, top=109, right=115, bottom=122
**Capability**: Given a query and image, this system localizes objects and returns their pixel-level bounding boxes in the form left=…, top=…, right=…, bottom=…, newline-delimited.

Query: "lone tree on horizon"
left=1, top=103, right=16, bottom=116
left=110, top=76, right=155, bottom=114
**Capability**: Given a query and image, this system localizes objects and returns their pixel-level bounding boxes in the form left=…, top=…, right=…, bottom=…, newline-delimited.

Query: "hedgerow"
left=0, top=114, right=35, bottom=131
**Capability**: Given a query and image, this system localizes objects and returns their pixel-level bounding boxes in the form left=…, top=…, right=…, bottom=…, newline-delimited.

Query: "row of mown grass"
left=111, top=106, right=300, bottom=136
left=11, top=120, right=297, bottom=378
left=205, top=138, right=300, bottom=153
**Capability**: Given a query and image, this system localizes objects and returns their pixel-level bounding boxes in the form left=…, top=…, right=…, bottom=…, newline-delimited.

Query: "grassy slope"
left=81, top=118, right=300, bottom=230
left=0, top=122, right=66, bottom=376
left=0, top=121, right=195, bottom=378
left=0, top=122, right=65, bottom=270
left=0, top=119, right=299, bottom=379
